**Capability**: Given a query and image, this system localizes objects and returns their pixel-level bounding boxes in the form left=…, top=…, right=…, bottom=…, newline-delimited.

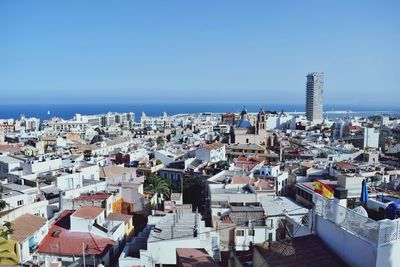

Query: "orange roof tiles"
left=10, top=214, right=47, bottom=242
left=202, top=142, right=224, bottom=151
left=71, top=206, right=104, bottom=219
left=231, top=176, right=255, bottom=184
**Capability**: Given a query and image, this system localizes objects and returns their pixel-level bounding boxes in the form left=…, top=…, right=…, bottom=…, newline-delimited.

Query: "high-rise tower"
left=306, top=72, right=324, bottom=124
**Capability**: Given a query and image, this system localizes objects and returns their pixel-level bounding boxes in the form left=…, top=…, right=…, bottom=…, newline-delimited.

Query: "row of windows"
left=236, top=229, right=254, bottom=236
left=296, top=187, right=312, bottom=202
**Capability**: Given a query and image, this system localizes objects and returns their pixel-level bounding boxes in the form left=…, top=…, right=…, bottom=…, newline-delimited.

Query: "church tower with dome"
left=230, top=107, right=273, bottom=146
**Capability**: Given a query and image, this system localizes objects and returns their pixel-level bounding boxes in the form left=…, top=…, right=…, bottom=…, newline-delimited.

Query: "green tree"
left=0, top=222, right=14, bottom=240
left=144, top=175, right=171, bottom=198
left=183, top=176, right=205, bottom=212
left=0, top=200, right=8, bottom=211
left=156, top=136, right=165, bottom=146
left=216, top=160, right=230, bottom=170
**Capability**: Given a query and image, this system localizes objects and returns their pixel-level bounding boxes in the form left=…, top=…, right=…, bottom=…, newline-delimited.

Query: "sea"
left=0, top=103, right=399, bottom=121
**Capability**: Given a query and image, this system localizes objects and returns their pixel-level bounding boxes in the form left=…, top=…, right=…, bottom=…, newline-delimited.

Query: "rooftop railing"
left=313, top=193, right=400, bottom=246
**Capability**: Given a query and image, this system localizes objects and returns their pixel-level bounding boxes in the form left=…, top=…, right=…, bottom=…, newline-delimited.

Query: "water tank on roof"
left=386, top=200, right=400, bottom=220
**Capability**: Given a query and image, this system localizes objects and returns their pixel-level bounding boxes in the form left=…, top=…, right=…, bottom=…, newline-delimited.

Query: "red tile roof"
left=10, top=214, right=47, bottom=242
left=235, top=161, right=258, bottom=171
left=231, top=176, right=255, bottom=184
left=335, top=162, right=356, bottom=171
left=176, top=248, right=219, bottom=267
left=74, top=192, right=112, bottom=201
left=253, top=179, right=275, bottom=191
left=37, top=211, right=114, bottom=256
left=0, top=145, right=22, bottom=153
left=202, top=142, right=224, bottom=151
left=71, top=206, right=104, bottom=219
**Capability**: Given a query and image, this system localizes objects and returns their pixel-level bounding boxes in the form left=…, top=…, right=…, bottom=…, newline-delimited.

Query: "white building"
left=195, top=143, right=226, bottom=163
left=70, top=206, right=125, bottom=241
left=364, top=127, right=379, bottom=149
left=119, top=209, right=219, bottom=267
left=10, top=214, right=48, bottom=264
left=20, top=156, right=63, bottom=177
left=154, top=150, right=183, bottom=166
left=140, top=112, right=170, bottom=129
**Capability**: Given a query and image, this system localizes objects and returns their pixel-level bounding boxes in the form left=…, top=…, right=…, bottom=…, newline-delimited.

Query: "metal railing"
left=313, top=193, right=400, bottom=245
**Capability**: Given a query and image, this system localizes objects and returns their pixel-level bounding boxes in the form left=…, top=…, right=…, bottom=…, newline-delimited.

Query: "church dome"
left=235, top=119, right=252, bottom=128
left=236, top=107, right=252, bottom=128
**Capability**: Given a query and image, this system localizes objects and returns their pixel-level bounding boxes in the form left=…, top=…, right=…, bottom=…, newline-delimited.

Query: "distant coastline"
left=0, top=103, right=399, bottom=121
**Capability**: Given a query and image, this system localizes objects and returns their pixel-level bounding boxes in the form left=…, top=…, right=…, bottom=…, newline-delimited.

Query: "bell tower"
left=256, top=108, right=266, bottom=134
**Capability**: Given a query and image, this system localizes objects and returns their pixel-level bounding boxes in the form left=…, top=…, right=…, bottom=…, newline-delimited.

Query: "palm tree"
left=144, top=175, right=171, bottom=197
left=0, top=222, right=14, bottom=240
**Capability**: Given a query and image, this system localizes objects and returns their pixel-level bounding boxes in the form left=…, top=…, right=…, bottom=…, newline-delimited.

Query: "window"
left=248, top=229, right=255, bottom=236
left=17, top=200, right=24, bottom=206
left=236, top=230, right=244, bottom=236
left=246, top=139, right=249, bottom=144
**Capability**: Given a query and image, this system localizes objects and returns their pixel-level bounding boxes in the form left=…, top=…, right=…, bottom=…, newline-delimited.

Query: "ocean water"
left=0, top=103, right=399, bottom=121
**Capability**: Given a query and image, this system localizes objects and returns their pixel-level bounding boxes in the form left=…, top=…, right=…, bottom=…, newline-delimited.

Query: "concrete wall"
left=63, top=181, right=107, bottom=199
left=56, top=173, right=82, bottom=191
left=21, top=158, right=62, bottom=175
left=376, top=240, right=400, bottom=267
left=315, top=215, right=377, bottom=267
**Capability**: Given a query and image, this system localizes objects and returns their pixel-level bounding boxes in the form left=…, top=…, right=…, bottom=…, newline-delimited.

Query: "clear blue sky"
left=0, top=0, right=399, bottom=105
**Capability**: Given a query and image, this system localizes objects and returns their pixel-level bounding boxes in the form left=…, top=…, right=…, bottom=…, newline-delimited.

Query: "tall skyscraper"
left=306, top=72, right=324, bottom=123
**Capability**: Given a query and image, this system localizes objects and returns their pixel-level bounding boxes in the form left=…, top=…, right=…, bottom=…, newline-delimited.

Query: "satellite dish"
left=353, top=206, right=368, bottom=217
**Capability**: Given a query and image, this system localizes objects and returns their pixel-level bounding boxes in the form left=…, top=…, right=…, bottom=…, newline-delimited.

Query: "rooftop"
left=10, top=214, right=47, bottom=242
left=0, top=155, right=23, bottom=164
left=229, top=144, right=265, bottom=151
left=201, top=142, right=224, bottom=151
left=71, top=206, right=104, bottom=219
left=99, top=165, right=136, bottom=179
left=176, top=248, right=219, bottom=267
left=38, top=211, right=114, bottom=256
left=258, top=195, right=309, bottom=217
left=74, top=192, right=112, bottom=202
left=148, top=212, right=200, bottom=243
left=254, top=235, right=348, bottom=267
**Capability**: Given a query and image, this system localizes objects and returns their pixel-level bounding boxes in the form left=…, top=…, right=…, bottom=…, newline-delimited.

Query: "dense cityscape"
left=2, top=0, right=400, bottom=266
left=0, top=72, right=399, bottom=267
